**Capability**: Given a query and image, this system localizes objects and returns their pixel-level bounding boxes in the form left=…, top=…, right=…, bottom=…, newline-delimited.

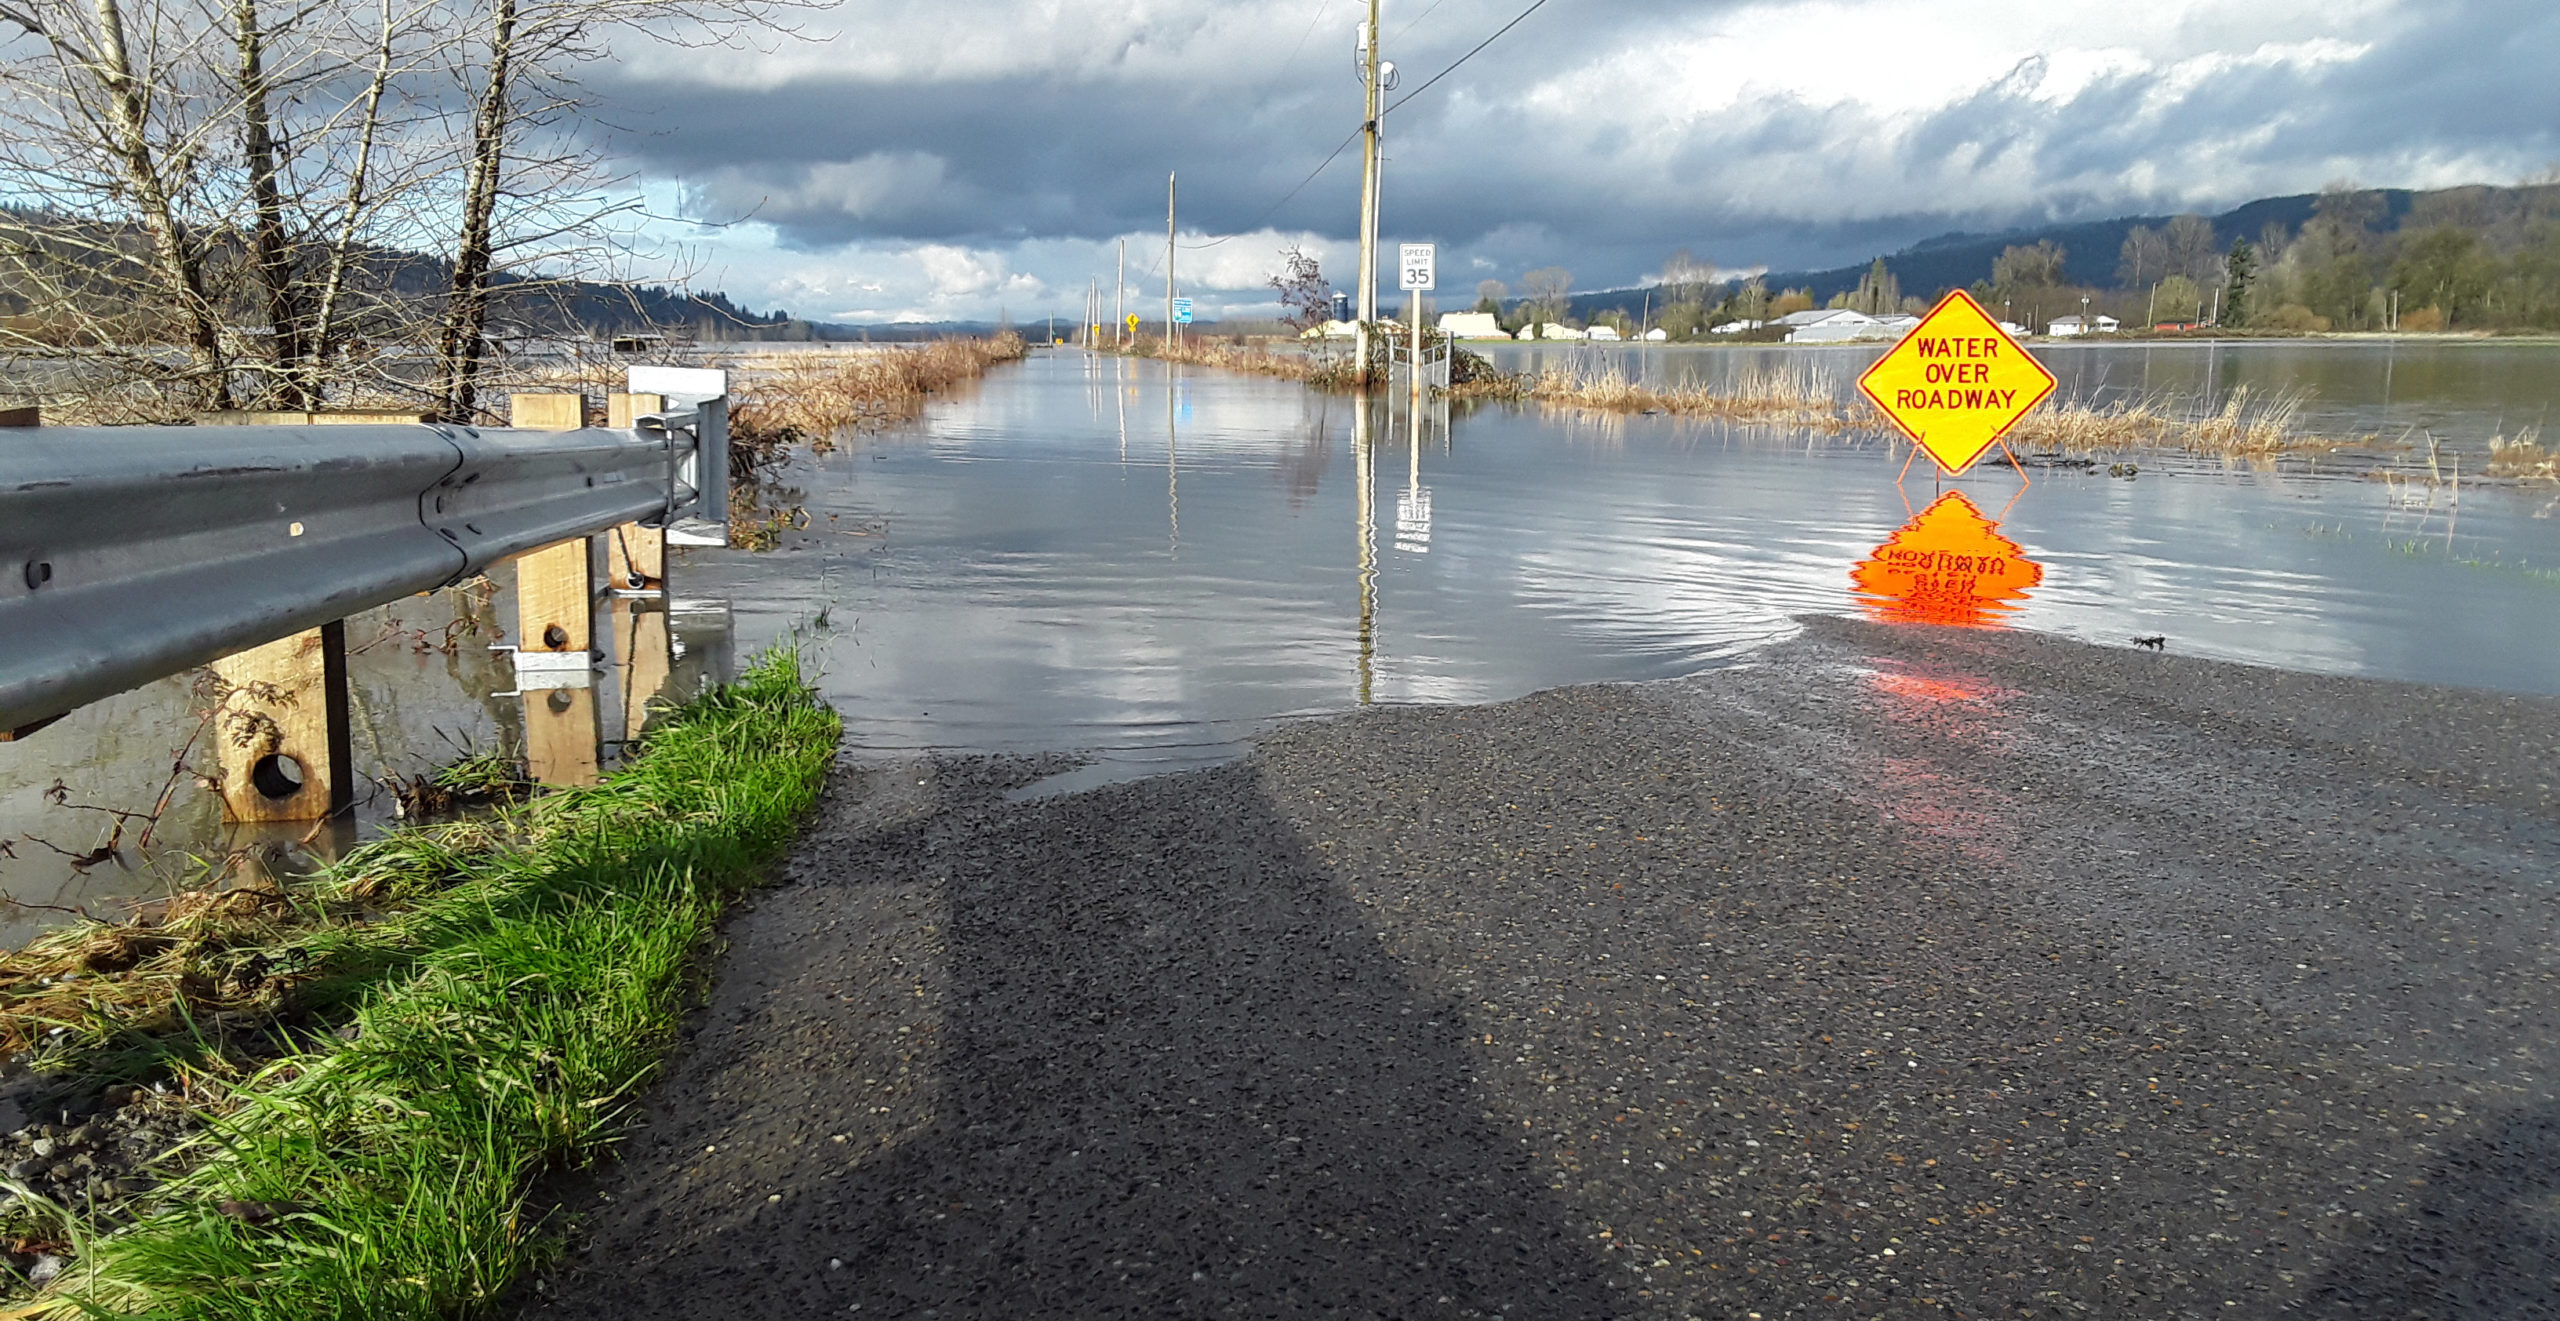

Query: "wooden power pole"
left=1357, top=0, right=1383, bottom=383
left=1166, top=172, right=1177, bottom=348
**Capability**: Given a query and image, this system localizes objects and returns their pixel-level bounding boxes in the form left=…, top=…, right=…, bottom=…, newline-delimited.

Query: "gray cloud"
left=594, top=0, right=2560, bottom=312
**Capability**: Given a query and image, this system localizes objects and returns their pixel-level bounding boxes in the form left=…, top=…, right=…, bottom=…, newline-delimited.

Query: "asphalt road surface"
left=513, top=618, right=2560, bottom=1320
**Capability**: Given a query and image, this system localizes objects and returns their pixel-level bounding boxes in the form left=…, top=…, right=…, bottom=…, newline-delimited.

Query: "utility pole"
left=1166, top=172, right=1177, bottom=350
left=1356, top=0, right=1383, bottom=384
left=1116, top=239, right=1127, bottom=347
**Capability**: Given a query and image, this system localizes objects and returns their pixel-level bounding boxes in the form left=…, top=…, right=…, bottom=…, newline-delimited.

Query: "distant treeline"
left=1540, top=182, right=2560, bottom=337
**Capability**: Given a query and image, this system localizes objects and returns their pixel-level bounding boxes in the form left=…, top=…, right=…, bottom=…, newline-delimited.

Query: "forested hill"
left=1566, top=182, right=2560, bottom=326
left=1764, top=193, right=2339, bottom=303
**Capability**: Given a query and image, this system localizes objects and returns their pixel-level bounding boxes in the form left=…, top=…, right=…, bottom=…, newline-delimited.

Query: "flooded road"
left=691, top=345, right=2560, bottom=773
left=5, top=340, right=2557, bottom=941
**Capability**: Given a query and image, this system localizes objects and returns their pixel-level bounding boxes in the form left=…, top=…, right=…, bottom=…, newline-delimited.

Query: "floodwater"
left=0, top=589, right=739, bottom=947
left=4, top=339, right=2557, bottom=941
left=688, top=343, right=2560, bottom=774
left=1485, top=337, right=2560, bottom=461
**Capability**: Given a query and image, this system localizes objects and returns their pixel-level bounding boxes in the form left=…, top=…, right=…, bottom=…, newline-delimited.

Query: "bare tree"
left=1659, top=249, right=1714, bottom=305
left=429, top=0, right=804, bottom=422
left=0, top=0, right=236, bottom=412
left=1267, top=245, right=1330, bottom=332
left=2162, top=214, right=2219, bottom=285
left=2117, top=224, right=2166, bottom=290
left=1521, top=266, right=1572, bottom=326
left=2, top=0, right=798, bottom=422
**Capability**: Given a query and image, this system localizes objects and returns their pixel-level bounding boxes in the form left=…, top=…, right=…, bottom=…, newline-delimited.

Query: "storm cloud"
left=591, top=0, right=2560, bottom=321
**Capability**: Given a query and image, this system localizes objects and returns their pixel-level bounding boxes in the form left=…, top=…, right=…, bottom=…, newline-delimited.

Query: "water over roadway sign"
left=1857, top=288, right=2057, bottom=474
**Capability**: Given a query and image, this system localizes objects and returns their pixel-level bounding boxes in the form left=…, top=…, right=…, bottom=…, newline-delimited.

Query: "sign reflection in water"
left=1849, top=491, right=2045, bottom=627
left=1354, top=390, right=1452, bottom=703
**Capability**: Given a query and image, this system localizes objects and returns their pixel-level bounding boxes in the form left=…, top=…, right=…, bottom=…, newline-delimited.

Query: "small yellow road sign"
left=1858, top=289, right=2058, bottom=474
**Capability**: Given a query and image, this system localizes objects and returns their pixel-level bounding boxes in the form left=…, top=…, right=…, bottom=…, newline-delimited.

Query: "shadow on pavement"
left=2304, top=1099, right=2560, bottom=1319
left=521, top=758, right=1618, bottom=1319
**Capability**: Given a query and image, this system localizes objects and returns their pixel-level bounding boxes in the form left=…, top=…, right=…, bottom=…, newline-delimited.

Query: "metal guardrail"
left=0, top=412, right=717, bottom=734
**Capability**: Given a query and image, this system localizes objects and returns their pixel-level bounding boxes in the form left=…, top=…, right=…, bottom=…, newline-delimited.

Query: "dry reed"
left=1122, top=335, right=1377, bottom=389
left=723, top=332, right=1027, bottom=449
left=1463, top=363, right=1848, bottom=429
left=2487, top=428, right=2557, bottom=480
left=1460, top=356, right=2356, bottom=461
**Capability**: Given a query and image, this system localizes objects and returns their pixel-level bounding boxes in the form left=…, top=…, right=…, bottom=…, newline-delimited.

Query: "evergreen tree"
left=2223, top=239, right=2256, bottom=327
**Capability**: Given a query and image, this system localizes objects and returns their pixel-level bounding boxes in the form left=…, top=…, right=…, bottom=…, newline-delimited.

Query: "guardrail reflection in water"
left=0, top=371, right=730, bottom=832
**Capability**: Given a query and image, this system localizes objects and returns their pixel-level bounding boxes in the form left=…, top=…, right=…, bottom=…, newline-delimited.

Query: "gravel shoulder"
left=511, top=618, right=2560, bottom=1320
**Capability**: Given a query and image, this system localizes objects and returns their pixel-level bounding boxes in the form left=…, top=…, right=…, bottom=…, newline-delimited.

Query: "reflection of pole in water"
left=1166, top=365, right=1179, bottom=554
left=1354, top=395, right=1376, bottom=705
left=1116, top=356, right=1128, bottom=462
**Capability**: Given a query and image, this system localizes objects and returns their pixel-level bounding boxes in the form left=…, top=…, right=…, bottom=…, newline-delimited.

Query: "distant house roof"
left=1785, top=309, right=1896, bottom=343
left=1776, top=309, right=1876, bottom=328
left=2047, top=314, right=2121, bottom=335
left=1437, top=311, right=1505, bottom=338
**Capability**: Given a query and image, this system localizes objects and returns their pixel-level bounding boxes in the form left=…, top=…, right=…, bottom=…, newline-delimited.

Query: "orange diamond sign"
left=1858, top=289, right=2057, bottom=474
left=1849, top=491, right=2045, bottom=628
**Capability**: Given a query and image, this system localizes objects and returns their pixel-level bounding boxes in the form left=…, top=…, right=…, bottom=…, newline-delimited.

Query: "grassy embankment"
left=0, top=648, right=839, bottom=1319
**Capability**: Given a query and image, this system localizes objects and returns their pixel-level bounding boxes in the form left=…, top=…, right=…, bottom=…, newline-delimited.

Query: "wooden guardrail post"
left=210, top=624, right=354, bottom=821
left=200, top=410, right=433, bottom=820
left=605, top=392, right=666, bottom=591
left=609, top=598, right=673, bottom=744
left=510, top=393, right=602, bottom=786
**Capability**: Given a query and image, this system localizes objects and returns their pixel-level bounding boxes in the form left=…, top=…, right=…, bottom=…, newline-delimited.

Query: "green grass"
left=28, top=646, right=839, bottom=1318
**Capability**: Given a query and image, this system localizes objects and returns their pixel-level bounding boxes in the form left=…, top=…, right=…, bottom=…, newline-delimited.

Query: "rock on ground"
left=511, top=618, right=2560, bottom=1320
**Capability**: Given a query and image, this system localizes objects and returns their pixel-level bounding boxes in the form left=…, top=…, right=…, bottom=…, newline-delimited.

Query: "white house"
left=1709, top=319, right=1765, bottom=335
left=1300, top=319, right=1361, bottom=339
left=1782, top=309, right=1891, bottom=343
left=1873, top=315, right=1921, bottom=337
left=1437, top=311, right=1505, bottom=339
left=1585, top=325, right=1622, bottom=342
left=1522, top=322, right=1579, bottom=340
left=1643, top=328, right=1670, bottom=341
left=2045, top=315, right=2121, bottom=337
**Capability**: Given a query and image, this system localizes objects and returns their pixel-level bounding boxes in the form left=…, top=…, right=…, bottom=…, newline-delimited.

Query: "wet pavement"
left=512, top=617, right=2560, bottom=1320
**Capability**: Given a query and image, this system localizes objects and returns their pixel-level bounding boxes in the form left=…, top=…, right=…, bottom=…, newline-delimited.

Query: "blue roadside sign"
left=1172, top=298, right=1194, bottom=324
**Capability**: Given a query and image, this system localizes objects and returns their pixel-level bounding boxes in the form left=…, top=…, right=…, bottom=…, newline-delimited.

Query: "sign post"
left=1858, top=289, right=2056, bottom=478
left=1399, top=243, right=1435, bottom=401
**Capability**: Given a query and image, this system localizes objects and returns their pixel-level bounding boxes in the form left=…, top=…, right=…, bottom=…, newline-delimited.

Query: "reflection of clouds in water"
left=693, top=351, right=2560, bottom=765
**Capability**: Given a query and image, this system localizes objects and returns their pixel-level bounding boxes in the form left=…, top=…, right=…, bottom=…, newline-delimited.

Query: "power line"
left=1383, top=0, right=1556, bottom=117
left=1177, top=121, right=1365, bottom=249
left=1169, top=0, right=1556, bottom=254
left=1391, top=0, right=1448, bottom=40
